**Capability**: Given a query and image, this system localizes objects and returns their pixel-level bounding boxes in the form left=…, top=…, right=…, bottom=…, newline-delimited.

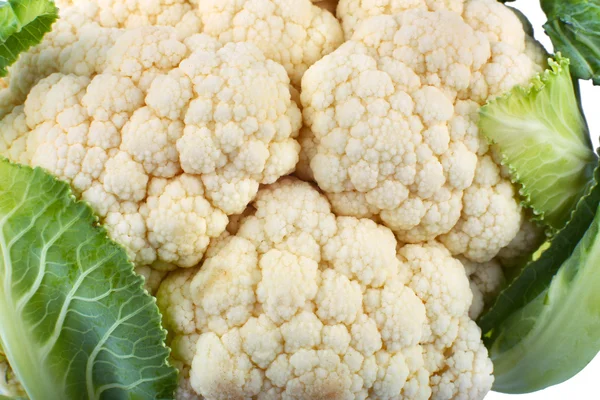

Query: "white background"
left=487, top=1, right=599, bottom=399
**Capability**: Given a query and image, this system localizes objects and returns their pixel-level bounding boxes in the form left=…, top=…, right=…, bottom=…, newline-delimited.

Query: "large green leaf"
left=478, top=160, right=600, bottom=393
left=486, top=185, right=600, bottom=393
left=478, top=163, right=600, bottom=334
left=480, top=56, right=597, bottom=230
left=0, top=160, right=177, bottom=400
left=0, top=0, right=58, bottom=77
left=542, top=0, right=600, bottom=84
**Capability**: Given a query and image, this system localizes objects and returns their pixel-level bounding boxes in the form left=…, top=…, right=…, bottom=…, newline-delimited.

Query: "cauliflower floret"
left=0, top=6, right=124, bottom=118
left=461, top=257, right=505, bottom=319
left=0, top=105, right=29, bottom=165
left=429, top=317, right=494, bottom=400
left=0, top=30, right=302, bottom=269
left=103, top=151, right=149, bottom=201
left=196, top=0, right=344, bottom=87
left=300, top=3, right=544, bottom=262
left=157, top=178, right=493, bottom=399
left=141, top=175, right=229, bottom=268
left=105, top=202, right=156, bottom=265
left=301, top=11, right=482, bottom=244
left=439, top=155, right=522, bottom=262
left=401, top=243, right=473, bottom=347
left=105, top=27, right=190, bottom=91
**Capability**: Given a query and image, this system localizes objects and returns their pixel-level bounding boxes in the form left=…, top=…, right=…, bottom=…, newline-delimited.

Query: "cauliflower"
left=157, top=178, right=493, bottom=400
left=300, top=0, right=546, bottom=262
left=0, top=0, right=594, bottom=397
left=196, top=0, right=344, bottom=86
left=0, top=29, right=302, bottom=268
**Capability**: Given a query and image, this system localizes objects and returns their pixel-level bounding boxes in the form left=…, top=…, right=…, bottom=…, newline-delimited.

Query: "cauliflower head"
left=300, top=0, right=546, bottom=262
left=157, top=178, right=493, bottom=400
left=0, top=29, right=302, bottom=269
left=196, top=0, right=344, bottom=86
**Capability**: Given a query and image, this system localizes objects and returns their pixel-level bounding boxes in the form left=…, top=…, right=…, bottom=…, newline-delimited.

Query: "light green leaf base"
left=480, top=56, right=597, bottom=230
left=0, top=0, right=58, bottom=77
left=0, top=160, right=177, bottom=400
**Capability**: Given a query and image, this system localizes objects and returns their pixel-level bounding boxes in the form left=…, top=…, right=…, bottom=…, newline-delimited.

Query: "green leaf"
left=542, top=0, right=600, bottom=84
left=0, top=160, right=177, bottom=400
left=480, top=56, right=597, bottom=230
left=485, top=179, right=600, bottom=393
left=0, top=0, right=58, bottom=77
left=478, top=163, right=600, bottom=334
